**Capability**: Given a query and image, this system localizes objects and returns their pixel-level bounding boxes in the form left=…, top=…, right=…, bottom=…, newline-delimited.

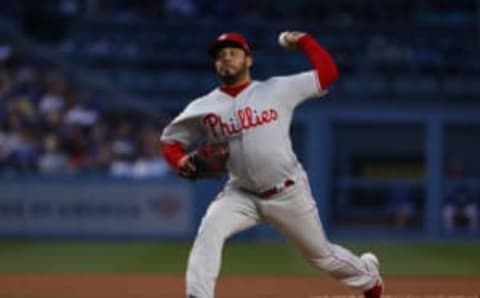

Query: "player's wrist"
left=297, top=34, right=315, bottom=51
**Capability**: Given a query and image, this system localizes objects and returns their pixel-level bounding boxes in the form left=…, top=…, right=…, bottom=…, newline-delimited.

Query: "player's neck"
left=220, top=77, right=251, bottom=97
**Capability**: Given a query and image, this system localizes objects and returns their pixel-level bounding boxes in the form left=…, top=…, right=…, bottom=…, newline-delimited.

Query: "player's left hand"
left=278, top=31, right=307, bottom=50
left=178, top=143, right=229, bottom=180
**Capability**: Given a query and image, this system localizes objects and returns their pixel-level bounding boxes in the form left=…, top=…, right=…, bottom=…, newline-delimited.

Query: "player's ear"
left=246, top=55, right=253, bottom=68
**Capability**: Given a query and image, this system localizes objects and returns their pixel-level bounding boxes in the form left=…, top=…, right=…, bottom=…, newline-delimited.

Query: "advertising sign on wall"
left=0, top=180, right=193, bottom=238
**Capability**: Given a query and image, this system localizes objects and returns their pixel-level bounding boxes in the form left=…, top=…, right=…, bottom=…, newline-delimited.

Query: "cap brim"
left=208, top=40, right=248, bottom=58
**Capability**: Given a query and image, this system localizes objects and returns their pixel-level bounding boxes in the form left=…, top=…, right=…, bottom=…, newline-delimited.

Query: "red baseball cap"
left=207, top=32, right=251, bottom=58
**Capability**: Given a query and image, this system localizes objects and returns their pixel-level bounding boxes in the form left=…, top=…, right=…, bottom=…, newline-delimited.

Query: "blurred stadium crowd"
left=0, top=43, right=169, bottom=178
left=0, top=0, right=479, bottom=179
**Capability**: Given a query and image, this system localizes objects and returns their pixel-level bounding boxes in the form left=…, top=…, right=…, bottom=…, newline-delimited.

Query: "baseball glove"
left=179, top=143, right=229, bottom=180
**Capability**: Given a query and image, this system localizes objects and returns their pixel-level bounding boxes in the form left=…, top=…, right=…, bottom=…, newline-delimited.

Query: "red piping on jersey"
left=161, top=141, right=187, bottom=169
left=298, top=35, right=339, bottom=89
left=219, top=81, right=251, bottom=97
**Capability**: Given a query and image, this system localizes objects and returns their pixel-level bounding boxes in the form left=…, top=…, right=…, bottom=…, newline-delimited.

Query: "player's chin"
left=220, top=74, right=240, bottom=85
left=218, top=67, right=235, bottom=76
left=218, top=71, right=237, bottom=81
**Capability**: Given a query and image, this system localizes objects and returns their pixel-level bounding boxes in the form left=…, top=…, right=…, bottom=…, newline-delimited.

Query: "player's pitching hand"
left=278, top=31, right=307, bottom=50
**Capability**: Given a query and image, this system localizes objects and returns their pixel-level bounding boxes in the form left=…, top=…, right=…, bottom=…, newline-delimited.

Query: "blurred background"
left=0, top=0, right=480, bottom=279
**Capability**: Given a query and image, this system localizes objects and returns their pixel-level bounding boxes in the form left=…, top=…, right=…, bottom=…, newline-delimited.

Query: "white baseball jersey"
left=164, top=69, right=382, bottom=298
left=161, top=70, right=326, bottom=192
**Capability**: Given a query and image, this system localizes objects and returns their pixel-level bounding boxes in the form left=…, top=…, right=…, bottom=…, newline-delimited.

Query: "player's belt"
left=258, top=179, right=295, bottom=199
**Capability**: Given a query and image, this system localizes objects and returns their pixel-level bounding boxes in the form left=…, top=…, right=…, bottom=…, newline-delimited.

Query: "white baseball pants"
left=186, top=174, right=380, bottom=298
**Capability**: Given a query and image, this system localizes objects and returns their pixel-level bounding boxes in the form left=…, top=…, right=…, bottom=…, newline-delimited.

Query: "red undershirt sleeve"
left=161, top=141, right=187, bottom=170
left=298, top=34, right=339, bottom=90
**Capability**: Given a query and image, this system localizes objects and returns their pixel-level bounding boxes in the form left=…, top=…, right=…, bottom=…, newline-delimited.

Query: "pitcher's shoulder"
left=262, top=71, right=315, bottom=85
left=187, top=89, right=223, bottom=108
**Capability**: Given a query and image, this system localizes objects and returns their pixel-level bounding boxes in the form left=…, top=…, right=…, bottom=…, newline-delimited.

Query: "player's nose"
left=220, top=55, right=233, bottom=63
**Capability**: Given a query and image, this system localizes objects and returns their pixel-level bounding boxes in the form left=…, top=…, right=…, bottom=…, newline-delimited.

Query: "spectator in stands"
left=131, top=124, right=168, bottom=179
left=88, top=120, right=113, bottom=171
left=62, top=125, right=91, bottom=172
left=38, top=72, right=66, bottom=117
left=109, top=120, right=136, bottom=177
left=442, top=159, right=478, bottom=233
left=38, top=133, right=69, bottom=174
left=0, top=39, right=169, bottom=178
left=5, top=126, right=39, bottom=172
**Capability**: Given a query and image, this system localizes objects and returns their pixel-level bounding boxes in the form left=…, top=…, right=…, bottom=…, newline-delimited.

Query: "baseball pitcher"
left=161, top=31, right=383, bottom=298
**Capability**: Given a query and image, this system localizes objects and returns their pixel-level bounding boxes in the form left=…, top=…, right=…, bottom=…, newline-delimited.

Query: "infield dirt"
left=0, top=275, right=478, bottom=298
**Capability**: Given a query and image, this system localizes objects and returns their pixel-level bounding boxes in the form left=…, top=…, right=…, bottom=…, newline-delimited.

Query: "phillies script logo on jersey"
left=203, top=106, right=278, bottom=137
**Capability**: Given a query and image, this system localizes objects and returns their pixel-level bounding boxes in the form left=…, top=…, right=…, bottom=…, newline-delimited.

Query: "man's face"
left=214, top=47, right=252, bottom=85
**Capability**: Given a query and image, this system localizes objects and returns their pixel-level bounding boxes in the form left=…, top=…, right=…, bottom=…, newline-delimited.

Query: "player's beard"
left=217, top=60, right=249, bottom=86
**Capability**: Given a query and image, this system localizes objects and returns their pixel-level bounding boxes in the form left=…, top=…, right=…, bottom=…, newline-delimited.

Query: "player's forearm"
left=161, top=141, right=187, bottom=169
left=298, top=35, right=339, bottom=89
